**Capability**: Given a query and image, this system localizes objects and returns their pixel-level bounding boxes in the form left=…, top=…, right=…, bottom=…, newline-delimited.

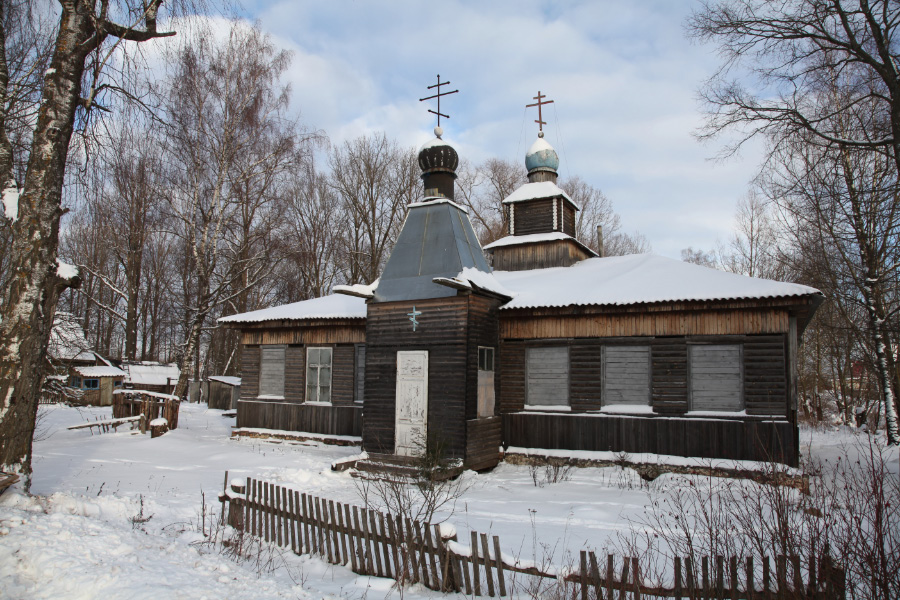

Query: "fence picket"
left=329, top=501, right=341, bottom=565
left=730, top=556, right=738, bottom=600
left=791, top=555, right=802, bottom=596
left=716, top=555, right=724, bottom=600
left=404, top=517, right=419, bottom=584
left=288, top=490, right=297, bottom=554
left=494, top=535, right=507, bottom=597
left=368, top=510, right=384, bottom=577
left=617, top=556, right=629, bottom=600
left=632, top=557, right=641, bottom=600
left=702, top=556, right=710, bottom=600
left=746, top=557, right=754, bottom=600
left=471, top=530, right=482, bottom=596
left=387, top=516, right=401, bottom=580
left=480, top=532, right=495, bottom=597
left=580, top=551, right=589, bottom=600
left=606, top=554, right=614, bottom=600
left=276, top=486, right=284, bottom=547
left=763, top=556, right=771, bottom=597
left=776, top=555, right=787, bottom=600
left=343, top=503, right=357, bottom=572
left=460, top=549, right=473, bottom=595
left=379, top=514, right=393, bottom=579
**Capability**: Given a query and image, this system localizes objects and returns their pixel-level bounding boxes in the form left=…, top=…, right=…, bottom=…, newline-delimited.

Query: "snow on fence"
left=112, top=390, right=181, bottom=431
left=219, top=475, right=845, bottom=599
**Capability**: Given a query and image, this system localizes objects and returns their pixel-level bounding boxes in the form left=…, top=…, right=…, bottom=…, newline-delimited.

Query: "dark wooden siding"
left=241, top=345, right=260, bottom=400
left=503, top=412, right=797, bottom=466
left=466, top=295, right=501, bottom=420
left=237, top=401, right=361, bottom=437
left=491, top=239, right=592, bottom=271
left=744, top=334, right=788, bottom=415
left=512, top=199, right=554, bottom=235
left=570, top=340, right=603, bottom=411
left=651, top=338, right=688, bottom=413
left=562, top=204, right=576, bottom=236
left=285, top=345, right=305, bottom=403
left=333, top=344, right=355, bottom=406
left=466, top=417, right=501, bottom=470
left=363, top=297, right=469, bottom=459
left=499, top=340, right=525, bottom=413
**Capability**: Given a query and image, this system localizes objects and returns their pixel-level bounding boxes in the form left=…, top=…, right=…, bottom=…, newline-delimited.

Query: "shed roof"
left=494, top=254, right=821, bottom=310
left=218, top=294, right=367, bottom=324
left=72, top=366, right=126, bottom=378
left=123, top=363, right=180, bottom=386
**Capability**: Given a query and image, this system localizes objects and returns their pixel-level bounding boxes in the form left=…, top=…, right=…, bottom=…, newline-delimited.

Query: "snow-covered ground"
left=1, top=403, right=897, bottom=599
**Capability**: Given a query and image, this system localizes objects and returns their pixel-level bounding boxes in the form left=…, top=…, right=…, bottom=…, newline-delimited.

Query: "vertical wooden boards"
left=689, top=344, right=743, bottom=411
left=526, top=346, right=569, bottom=407
left=602, top=345, right=651, bottom=407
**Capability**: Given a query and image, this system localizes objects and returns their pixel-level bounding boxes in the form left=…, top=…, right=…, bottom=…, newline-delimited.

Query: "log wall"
left=503, top=411, right=798, bottom=466
left=236, top=401, right=361, bottom=437
left=466, top=416, right=502, bottom=470
left=499, top=334, right=788, bottom=416
left=512, top=199, right=554, bottom=235
left=491, top=239, right=592, bottom=271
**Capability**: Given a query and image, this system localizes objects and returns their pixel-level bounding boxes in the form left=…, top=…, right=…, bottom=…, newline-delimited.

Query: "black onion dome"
left=418, top=135, right=458, bottom=175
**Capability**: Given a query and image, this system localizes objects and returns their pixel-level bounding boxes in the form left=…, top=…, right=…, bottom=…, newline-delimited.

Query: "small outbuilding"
left=68, top=365, right=126, bottom=406
left=207, top=376, right=242, bottom=410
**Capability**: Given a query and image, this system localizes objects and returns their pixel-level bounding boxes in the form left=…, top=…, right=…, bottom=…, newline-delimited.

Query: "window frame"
left=83, top=378, right=99, bottom=390
left=478, top=346, right=495, bottom=372
left=601, top=344, right=652, bottom=408
left=305, top=346, right=334, bottom=404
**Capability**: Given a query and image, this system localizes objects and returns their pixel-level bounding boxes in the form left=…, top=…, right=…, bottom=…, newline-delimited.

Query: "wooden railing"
left=112, top=390, right=181, bottom=430
left=219, top=474, right=845, bottom=599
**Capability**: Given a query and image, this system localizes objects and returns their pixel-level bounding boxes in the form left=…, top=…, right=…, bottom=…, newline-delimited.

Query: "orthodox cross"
left=408, top=306, right=422, bottom=331
left=419, top=74, right=459, bottom=128
left=526, top=91, right=554, bottom=133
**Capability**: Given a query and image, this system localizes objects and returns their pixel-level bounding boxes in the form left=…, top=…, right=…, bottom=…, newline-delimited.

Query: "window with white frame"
left=477, top=346, right=496, bottom=417
left=259, top=345, right=286, bottom=398
left=306, top=347, right=333, bottom=403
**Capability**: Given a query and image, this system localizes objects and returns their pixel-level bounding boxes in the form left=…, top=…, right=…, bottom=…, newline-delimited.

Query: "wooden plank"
left=414, top=521, right=429, bottom=586
left=791, top=555, right=802, bottom=596
left=425, top=524, right=441, bottom=590
left=289, top=490, right=298, bottom=555
left=387, top=516, right=401, bottom=581
left=730, top=556, right=738, bottom=600
left=471, top=530, right=482, bottom=596
left=580, top=551, right=589, bottom=600
left=276, top=485, right=284, bottom=547
left=301, top=493, right=311, bottom=554
left=404, top=518, right=419, bottom=584
left=480, top=532, right=495, bottom=597
left=632, top=557, right=641, bottom=600
left=703, top=556, right=710, bottom=599
left=343, top=503, right=358, bottom=573
left=329, top=501, right=341, bottom=564
left=494, top=536, right=507, bottom=597
left=368, top=510, right=384, bottom=577
left=263, top=482, right=271, bottom=543
left=379, top=513, right=393, bottom=578
left=606, top=555, right=614, bottom=600
left=763, top=556, right=770, bottom=597
left=617, top=557, right=629, bottom=600
left=746, top=557, right=754, bottom=600
left=716, top=555, right=724, bottom=599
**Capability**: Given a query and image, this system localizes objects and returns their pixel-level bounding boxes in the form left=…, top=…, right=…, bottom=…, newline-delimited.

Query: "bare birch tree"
left=0, top=0, right=187, bottom=478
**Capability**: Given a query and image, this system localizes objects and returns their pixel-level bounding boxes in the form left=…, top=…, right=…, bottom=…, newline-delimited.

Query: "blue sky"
left=235, top=0, right=763, bottom=258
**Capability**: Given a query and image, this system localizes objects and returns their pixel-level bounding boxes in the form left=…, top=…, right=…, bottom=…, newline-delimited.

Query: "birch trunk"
left=0, top=1, right=92, bottom=478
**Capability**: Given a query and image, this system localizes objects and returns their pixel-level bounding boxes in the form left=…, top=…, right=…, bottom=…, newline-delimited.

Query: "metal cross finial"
left=419, top=74, right=459, bottom=128
left=407, top=306, right=422, bottom=332
left=526, top=91, right=554, bottom=133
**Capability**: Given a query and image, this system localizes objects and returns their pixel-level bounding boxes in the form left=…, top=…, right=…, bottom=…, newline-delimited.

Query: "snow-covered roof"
left=72, top=366, right=126, bottom=378
left=502, top=181, right=579, bottom=210
left=123, top=363, right=180, bottom=386
left=333, top=279, right=378, bottom=299
left=494, top=254, right=821, bottom=310
left=48, top=312, right=94, bottom=362
left=483, top=232, right=598, bottom=257
left=218, top=294, right=367, bottom=324
left=209, top=376, right=241, bottom=386
left=434, top=267, right=516, bottom=299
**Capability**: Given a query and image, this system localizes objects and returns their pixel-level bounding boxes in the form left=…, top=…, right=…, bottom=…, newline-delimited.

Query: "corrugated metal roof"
left=218, top=294, right=367, bottom=324
left=494, top=254, right=821, bottom=310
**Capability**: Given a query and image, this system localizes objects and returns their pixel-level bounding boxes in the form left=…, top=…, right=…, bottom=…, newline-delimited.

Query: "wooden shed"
left=68, top=365, right=126, bottom=406
left=207, top=376, right=241, bottom=410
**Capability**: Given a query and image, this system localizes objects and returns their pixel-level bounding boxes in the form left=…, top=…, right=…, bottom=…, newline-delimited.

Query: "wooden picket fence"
left=218, top=474, right=845, bottom=599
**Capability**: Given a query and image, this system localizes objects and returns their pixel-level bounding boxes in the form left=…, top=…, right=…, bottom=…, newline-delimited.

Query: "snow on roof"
left=502, top=181, right=579, bottom=210
left=483, top=232, right=598, bottom=257
left=72, top=366, right=126, bottom=378
left=218, top=294, right=367, bottom=324
left=333, top=279, right=378, bottom=299
left=209, top=376, right=241, bottom=386
left=494, top=254, right=821, bottom=310
left=455, top=267, right=516, bottom=298
left=123, top=363, right=179, bottom=386
left=408, top=197, right=469, bottom=214
left=48, top=312, right=94, bottom=362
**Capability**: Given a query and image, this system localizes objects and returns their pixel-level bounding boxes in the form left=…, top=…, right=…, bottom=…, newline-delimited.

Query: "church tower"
left=354, top=78, right=505, bottom=471
left=484, top=93, right=596, bottom=271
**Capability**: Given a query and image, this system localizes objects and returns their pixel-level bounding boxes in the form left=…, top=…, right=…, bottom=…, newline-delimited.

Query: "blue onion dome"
left=418, top=126, right=459, bottom=175
left=525, top=132, right=559, bottom=175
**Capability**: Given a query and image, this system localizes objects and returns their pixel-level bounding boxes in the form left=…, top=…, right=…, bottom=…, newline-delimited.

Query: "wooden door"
left=395, top=351, right=428, bottom=456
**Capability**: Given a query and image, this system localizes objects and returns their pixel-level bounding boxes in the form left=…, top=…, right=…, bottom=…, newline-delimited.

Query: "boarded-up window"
left=306, top=347, right=333, bottom=403
left=355, top=344, right=366, bottom=403
left=602, top=345, right=650, bottom=406
left=690, top=344, right=743, bottom=411
left=259, top=345, right=286, bottom=397
left=526, top=346, right=569, bottom=407
left=477, top=346, right=496, bottom=417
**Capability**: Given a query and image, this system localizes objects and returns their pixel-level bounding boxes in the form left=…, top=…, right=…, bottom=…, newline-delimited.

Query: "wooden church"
left=220, top=95, right=823, bottom=469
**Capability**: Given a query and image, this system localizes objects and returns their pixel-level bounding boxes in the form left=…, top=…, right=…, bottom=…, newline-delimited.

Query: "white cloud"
left=241, top=0, right=764, bottom=258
